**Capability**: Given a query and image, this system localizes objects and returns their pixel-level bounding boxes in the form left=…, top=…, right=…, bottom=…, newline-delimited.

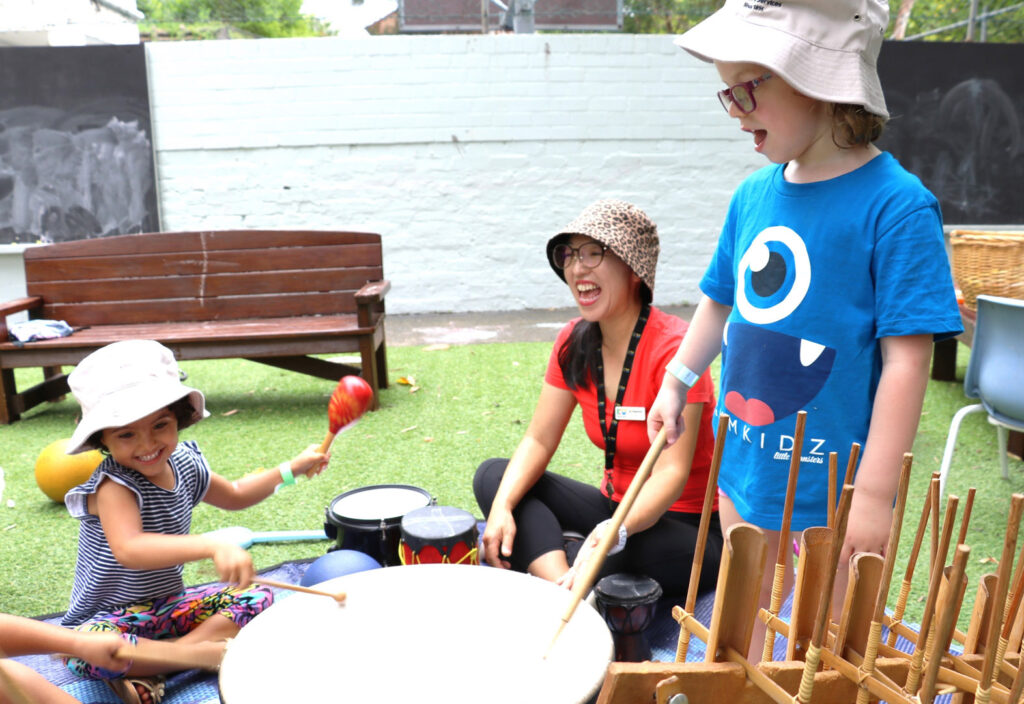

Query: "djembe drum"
left=593, top=572, right=663, bottom=662
left=399, top=505, right=479, bottom=565
left=219, top=564, right=612, bottom=704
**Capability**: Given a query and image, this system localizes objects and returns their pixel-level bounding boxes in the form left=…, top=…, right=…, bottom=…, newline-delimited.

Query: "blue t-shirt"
left=701, top=152, right=962, bottom=531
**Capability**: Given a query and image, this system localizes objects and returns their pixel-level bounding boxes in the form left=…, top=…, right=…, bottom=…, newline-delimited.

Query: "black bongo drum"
left=323, top=485, right=434, bottom=566
left=593, top=573, right=663, bottom=662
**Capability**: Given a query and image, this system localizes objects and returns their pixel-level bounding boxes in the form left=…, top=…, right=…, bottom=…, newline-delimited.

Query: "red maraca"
left=318, top=375, right=373, bottom=453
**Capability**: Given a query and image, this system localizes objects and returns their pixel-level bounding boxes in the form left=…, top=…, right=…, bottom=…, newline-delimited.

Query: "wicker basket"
left=949, top=229, right=1024, bottom=310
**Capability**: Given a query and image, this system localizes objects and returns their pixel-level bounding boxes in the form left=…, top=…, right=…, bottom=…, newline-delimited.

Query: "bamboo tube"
left=975, top=495, right=1024, bottom=703
left=795, top=484, right=854, bottom=704
left=855, top=453, right=913, bottom=704
left=888, top=477, right=934, bottom=648
left=921, top=545, right=971, bottom=704
left=905, top=493, right=959, bottom=695
left=827, top=451, right=838, bottom=531
left=763, top=411, right=806, bottom=663
left=676, top=413, right=730, bottom=663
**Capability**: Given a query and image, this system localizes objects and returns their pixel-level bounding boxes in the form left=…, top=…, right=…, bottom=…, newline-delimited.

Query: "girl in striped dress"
left=60, top=340, right=329, bottom=704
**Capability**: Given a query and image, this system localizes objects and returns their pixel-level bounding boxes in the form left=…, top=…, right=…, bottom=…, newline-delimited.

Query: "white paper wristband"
left=666, top=359, right=699, bottom=387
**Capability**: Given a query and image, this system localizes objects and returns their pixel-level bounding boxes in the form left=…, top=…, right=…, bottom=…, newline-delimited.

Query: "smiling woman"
left=472, top=199, right=725, bottom=620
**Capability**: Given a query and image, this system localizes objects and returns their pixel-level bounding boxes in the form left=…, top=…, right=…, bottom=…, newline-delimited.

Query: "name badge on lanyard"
left=614, top=406, right=646, bottom=422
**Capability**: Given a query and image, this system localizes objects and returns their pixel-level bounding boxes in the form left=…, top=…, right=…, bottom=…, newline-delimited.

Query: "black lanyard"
left=595, top=303, right=650, bottom=498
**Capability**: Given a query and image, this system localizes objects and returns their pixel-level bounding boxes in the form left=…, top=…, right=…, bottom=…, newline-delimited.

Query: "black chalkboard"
left=877, top=40, right=1024, bottom=225
left=0, top=44, right=159, bottom=244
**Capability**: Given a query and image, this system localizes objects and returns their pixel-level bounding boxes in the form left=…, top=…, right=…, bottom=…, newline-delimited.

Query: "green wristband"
left=666, top=359, right=699, bottom=387
left=278, top=461, right=296, bottom=486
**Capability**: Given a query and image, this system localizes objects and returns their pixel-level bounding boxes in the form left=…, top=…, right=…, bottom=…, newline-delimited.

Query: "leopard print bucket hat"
left=546, top=199, right=659, bottom=298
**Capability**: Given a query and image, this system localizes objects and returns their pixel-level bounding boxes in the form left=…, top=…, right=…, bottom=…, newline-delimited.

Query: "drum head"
left=594, top=573, right=663, bottom=607
left=327, top=485, right=433, bottom=527
left=401, top=505, right=476, bottom=540
left=220, top=564, right=612, bottom=704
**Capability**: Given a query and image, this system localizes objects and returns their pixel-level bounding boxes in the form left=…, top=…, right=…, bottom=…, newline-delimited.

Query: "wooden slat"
left=29, top=267, right=383, bottom=305
left=25, top=244, right=383, bottom=283
left=40, top=291, right=375, bottom=325
left=22, top=230, right=381, bottom=260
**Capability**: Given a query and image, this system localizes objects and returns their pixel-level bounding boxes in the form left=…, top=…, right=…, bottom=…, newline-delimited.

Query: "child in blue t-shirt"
left=647, top=0, right=963, bottom=659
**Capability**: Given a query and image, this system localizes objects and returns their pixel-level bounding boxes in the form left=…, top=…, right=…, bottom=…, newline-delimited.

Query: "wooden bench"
left=0, top=230, right=390, bottom=424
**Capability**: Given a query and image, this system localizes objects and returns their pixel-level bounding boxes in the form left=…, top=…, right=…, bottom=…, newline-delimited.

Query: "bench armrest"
left=355, top=280, right=390, bottom=328
left=0, top=296, right=43, bottom=341
left=355, top=280, right=391, bottom=304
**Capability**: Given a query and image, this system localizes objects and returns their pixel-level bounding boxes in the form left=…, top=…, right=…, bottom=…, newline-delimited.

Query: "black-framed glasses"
left=718, top=72, right=773, bottom=114
left=551, top=242, right=608, bottom=270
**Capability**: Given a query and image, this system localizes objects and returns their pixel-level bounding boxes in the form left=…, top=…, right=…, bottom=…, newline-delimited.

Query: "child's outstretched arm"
left=95, top=480, right=260, bottom=585
left=203, top=444, right=329, bottom=511
left=842, top=333, right=932, bottom=563
left=0, top=613, right=126, bottom=670
left=648, top=296, right=731, bottom=445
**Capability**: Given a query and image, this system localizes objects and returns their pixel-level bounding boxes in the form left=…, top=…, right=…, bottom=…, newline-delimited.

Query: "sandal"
left=106, top=675, right=166, bottom=704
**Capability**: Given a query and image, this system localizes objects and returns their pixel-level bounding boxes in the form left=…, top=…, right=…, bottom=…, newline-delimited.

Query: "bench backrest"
left=24, top=230, right=384, bottom=327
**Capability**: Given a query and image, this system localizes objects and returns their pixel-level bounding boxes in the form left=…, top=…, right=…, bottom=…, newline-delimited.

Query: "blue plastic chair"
left=939, top=295, right=1024, bottom=496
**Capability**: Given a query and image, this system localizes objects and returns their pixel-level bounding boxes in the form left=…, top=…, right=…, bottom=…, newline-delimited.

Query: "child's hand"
left=212, top=542, right=255, bottom=587
left=73, top=631, right=132, bottom=673
left=289, top=444, right=330, bottom=479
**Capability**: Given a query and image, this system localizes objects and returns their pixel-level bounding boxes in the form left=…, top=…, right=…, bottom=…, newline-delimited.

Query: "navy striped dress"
left=62, top=441, right=212, bottom=627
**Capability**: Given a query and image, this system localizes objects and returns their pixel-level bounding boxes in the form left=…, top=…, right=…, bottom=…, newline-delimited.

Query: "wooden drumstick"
left=854, top=453, right=914, bottom=704
left=254, top=577, right=347, bottom=604
left=544, top=427, right=668, bottom=659
left=675, top=412, right=729, bottom=663
left=762, top=410, right=806, bottom=663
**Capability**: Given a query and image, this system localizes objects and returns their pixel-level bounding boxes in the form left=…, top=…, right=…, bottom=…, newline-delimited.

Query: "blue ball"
left=300, top=549, right=381, bottom=587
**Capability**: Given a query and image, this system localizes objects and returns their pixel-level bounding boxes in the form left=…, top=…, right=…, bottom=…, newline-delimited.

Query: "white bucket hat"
left=67, top=340, right=207, bottom=455
left=675, top=0, right=889, bottom=118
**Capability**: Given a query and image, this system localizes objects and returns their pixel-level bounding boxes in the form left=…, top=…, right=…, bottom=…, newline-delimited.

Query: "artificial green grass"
left=1, top=341, right=1021, bottom=636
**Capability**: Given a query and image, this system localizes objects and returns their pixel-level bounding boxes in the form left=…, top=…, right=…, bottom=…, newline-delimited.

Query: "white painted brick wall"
left=147, top=34, right=760, bottom=314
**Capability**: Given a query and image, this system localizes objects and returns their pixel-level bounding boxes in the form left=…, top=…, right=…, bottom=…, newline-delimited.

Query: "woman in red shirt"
left=474, top=199, right=722, bottom=597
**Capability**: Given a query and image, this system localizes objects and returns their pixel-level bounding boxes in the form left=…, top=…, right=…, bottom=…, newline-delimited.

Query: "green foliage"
left=137, top=0, right=329, bottom=39
left=622, top=0, right=1024, bottom=41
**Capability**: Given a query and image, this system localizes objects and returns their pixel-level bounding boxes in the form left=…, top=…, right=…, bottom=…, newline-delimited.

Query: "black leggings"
left=473, top=457, right=723, bottom=598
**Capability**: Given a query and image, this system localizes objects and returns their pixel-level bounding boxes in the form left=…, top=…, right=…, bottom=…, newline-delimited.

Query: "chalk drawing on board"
left=0, top=45, right=158, bottom=245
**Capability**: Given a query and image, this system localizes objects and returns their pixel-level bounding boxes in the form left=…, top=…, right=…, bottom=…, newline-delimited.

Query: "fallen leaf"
left=423, top=437, right=434, bottom=442
left=221, top=409, right=239, bottom=417
left=409, top=386, right=420, bottom=393
left=400, top=425, right=418, bottom=433
left=424, top=343, right=450, bottom=351
left=397, top=376, right=417, bottom=386
left=456, top=430, right=468, bottom=435
left=482, top=410, right=494, bottom=416
left=979, top=556, right=999, bottom=564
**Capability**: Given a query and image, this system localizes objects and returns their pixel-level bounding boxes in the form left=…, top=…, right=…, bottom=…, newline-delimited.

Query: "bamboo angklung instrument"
left=762, top=411, right=806, bottom=663
left=854, top=453, right=914, bottom=704
left=887, top=475, right=937, bottom=648
left=675, top=412, right=730, bottom=663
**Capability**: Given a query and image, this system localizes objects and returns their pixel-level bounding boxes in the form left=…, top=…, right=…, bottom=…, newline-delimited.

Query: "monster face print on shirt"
left=720, top=226, right=836, bottom=428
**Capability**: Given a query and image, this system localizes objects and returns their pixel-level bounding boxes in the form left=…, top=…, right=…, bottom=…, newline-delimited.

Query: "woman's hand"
left=481, top=506, right=517, bottom=569
left=556, top=519, right=626, bottom=591
left=211, top=542, right=255, bottom=586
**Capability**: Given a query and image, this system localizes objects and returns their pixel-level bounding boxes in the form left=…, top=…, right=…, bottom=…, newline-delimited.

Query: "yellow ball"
left=34, top=439, right=104, bottom=503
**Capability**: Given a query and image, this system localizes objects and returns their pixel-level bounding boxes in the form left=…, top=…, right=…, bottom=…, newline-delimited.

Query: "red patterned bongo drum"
left=398, top=505, right=479, bottom=565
